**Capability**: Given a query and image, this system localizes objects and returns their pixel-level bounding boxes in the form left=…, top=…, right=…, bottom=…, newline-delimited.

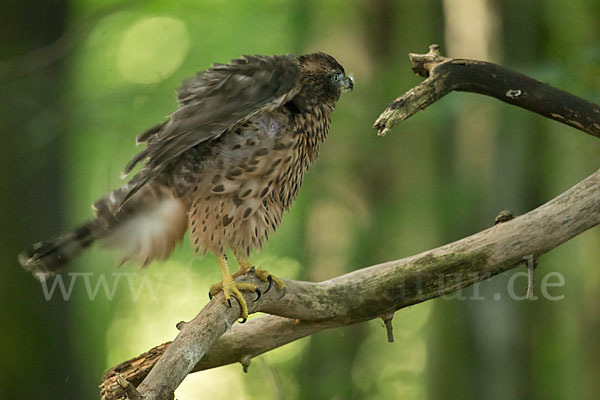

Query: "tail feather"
left=18, top=221, right=102, bottom=279
left=19, top=182, right=188, bottom=279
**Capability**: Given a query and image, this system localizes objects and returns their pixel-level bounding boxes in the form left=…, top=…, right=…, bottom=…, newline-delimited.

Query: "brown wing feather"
left=120, top=54, right=301, bottom=206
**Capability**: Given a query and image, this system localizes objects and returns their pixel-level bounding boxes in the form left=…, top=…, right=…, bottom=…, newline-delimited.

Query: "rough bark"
left=100, top=46, right=600, bottom=400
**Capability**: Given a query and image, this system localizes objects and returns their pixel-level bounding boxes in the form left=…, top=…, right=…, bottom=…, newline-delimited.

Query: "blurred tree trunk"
left=428, top=1, right=564, bottom=399
left=429, top=1, right=514, bottom=399
left=0, top=0, right=83, bottom=398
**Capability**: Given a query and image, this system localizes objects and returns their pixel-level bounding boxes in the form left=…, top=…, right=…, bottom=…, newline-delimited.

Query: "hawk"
left=19, top=52, right=353, bottom=321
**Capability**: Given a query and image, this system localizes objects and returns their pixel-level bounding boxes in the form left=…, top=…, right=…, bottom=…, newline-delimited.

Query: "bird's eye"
left=332, top=72, right=344, bottom=82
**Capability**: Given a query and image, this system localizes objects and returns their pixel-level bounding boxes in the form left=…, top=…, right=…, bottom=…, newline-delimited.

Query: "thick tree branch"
left=101, top=315, right=333, bottom=398
left=100, top=46, right=600, bottom=400
left=374, top=44, right=600, bottom=138
left=101, top=167, right=600, bottom=399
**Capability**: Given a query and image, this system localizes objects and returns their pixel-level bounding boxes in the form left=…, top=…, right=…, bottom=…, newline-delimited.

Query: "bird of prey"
left=19, top=52, right=353, bottom=321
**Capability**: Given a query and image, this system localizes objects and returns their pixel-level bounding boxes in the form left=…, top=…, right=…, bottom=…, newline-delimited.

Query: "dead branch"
left=373, top=44, right=600, bottom=138
left=100, top=45, right=600, bottom=400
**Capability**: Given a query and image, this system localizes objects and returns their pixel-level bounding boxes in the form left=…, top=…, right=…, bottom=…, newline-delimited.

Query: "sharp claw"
left=254, top=288, right=262, bottom=302
left=264, top=275, right=273, bottom=294
left=209, top=291, right=213, bottom=300
left=279, top=286, right=287, bottom=299
left=239, top=317, right=247, bottom=324
left=227, top=298, right=232, bottom=308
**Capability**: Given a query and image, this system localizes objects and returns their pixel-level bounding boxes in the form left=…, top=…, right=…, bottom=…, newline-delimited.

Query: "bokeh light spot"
left=117, top=17, right=190, bottom=84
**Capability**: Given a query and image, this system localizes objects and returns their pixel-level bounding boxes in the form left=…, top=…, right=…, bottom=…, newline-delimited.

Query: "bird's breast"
left=184, top=112, right=310, bottom=256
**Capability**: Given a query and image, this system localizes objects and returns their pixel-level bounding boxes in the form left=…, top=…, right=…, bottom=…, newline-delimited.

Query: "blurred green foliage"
left=1, top=0, right=599, bottom=399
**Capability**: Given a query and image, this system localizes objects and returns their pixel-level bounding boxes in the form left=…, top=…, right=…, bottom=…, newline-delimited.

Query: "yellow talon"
left=209, top=255, right=259, bottom=321
left=209, top=256, right=286, bottom=321
left=236, top=257, right=286, bottom=293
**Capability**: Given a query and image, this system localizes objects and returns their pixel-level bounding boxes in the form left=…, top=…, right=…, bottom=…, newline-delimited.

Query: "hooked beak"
left=343, top=75, right=354, bottom=92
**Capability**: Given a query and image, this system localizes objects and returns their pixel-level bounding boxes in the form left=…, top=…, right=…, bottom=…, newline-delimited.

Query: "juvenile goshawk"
left=19, top=52, right=353, bottom=321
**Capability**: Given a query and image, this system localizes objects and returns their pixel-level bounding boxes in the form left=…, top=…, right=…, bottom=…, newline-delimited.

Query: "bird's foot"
left=252, top=267, right=286, bottom=295
left=209, top=279, right=260, bottom=323
left=209, top=255, right=260, bottom=323
left=235, top=258, right=286, bottom=296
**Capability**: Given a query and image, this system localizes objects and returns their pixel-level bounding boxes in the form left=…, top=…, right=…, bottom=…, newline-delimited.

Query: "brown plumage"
left=19, top=52, right=352, bottom=317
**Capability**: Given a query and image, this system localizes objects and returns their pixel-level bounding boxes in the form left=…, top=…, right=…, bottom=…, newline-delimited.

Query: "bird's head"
left=297, top=52, right=353, bottom=107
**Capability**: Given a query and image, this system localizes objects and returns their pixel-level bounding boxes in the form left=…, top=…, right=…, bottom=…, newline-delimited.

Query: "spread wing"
left=120, top=54, right=302, bottom=206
